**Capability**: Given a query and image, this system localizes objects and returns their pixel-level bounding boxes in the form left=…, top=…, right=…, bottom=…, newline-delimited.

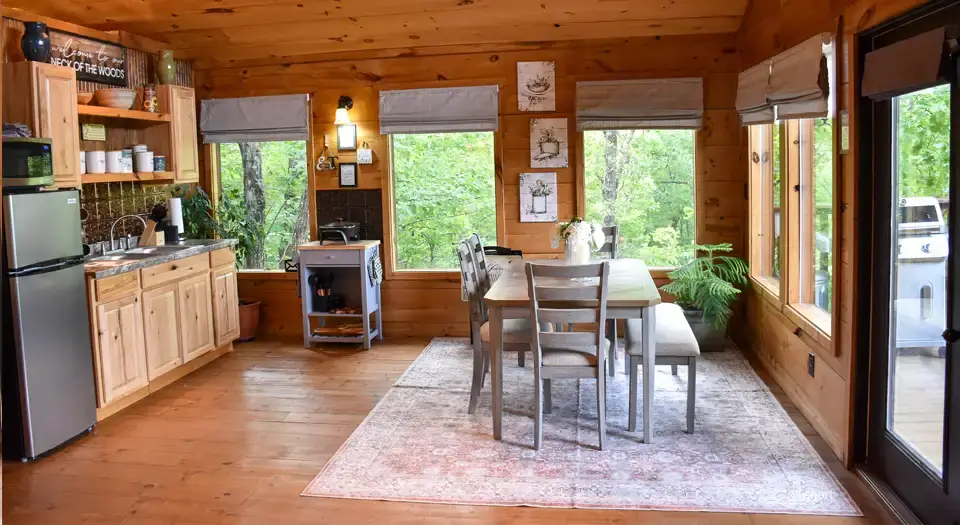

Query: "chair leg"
left=518, top=347, right=525, bottom=368
left=543, top=378, right=552, bottom=414
left=607, top=319, right=617, bottom=377
left=534, top=369, right=543, bottom=450
left=597, top=369, right=607, bottom=450
left=687, top=358, right=697, bottom=434
left=628, top=355, right=639, bottom=432
left=468, top=345, right=484, bottom=414
left=671, top=364, right=678, bottom=376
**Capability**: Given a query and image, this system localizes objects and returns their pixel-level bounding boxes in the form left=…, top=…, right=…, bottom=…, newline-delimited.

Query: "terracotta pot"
left=238, top=301, right=261, bottom=342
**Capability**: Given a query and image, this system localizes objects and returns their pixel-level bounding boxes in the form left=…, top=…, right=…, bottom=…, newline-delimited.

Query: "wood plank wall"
left=195, top=33, right=745, bottom=339
left=735, top=0, right=927, bottom=465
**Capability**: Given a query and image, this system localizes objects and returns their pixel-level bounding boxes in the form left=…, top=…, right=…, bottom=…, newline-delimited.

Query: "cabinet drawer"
left=301, top=250, right=360, bottom=267
left=141, top=254, right=210, bottom=289
left=209, top=247, right=235, bottom=269
left=95, top=271, right=140, bottom=302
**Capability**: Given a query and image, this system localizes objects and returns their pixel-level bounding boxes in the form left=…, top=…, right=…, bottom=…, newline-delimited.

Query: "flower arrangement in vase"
left=530, top=179, right=553, bottom=213
left=551, top=217, right=606, bottom=265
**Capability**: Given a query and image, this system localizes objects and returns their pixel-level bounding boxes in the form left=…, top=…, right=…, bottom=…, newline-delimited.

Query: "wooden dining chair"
left=525, top=261, right=610, bottom=450
left=457, top=241, right=533, bottom=414
left=594, top=225, right=620, bottom=377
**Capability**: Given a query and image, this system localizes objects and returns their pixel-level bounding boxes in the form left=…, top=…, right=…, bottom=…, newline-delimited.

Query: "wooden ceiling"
left=6, top=0, right=750, bottom=68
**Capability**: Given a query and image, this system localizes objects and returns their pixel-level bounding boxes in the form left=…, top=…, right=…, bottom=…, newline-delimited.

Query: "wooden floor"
left=3, top=337, right=898, bottom=525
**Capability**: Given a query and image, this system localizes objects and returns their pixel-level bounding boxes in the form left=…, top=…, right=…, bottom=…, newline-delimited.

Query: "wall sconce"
left=335, top=95, right=357, bottom=150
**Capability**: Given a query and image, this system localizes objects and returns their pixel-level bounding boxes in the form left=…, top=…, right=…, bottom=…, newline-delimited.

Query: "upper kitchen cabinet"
left=3, top=62, right=81, bottom=188
left=159, top=85, right=200, bottom=183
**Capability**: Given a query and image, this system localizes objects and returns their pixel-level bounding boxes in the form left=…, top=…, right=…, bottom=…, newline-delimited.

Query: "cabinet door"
left=212, top=266, right=240, bottom=347
left=178, top=273, right=215, bottom=363
left=169, top=86, right=199, bottom=183
left=96, top=294, right=148, bottom=406
left=142, top=283, right=182, bottom=380
left=34, top=63, right=80, bottom=188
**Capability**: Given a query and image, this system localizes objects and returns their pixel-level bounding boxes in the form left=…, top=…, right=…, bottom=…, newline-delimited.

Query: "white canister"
left=135, top=151, right=154, bottom=173
left=132, top=144, right=148, bottom=153
left=121, top=149, right=134, bottom=173
left=105, top=151, right=123, bottom=173
left=79, top=152, right=86, bottom=175
left=85, top=151, right=106, bottom=174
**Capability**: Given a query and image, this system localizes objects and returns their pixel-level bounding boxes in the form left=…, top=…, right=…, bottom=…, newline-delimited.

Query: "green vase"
left=156, top=50, right=176, bottom=84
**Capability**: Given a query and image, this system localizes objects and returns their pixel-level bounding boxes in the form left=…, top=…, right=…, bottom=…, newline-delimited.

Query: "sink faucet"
left=109, top=214, right=148, bottom=251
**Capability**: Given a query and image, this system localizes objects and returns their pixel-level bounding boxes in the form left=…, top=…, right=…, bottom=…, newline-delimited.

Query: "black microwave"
left=3, top=138, right=54, bottom=188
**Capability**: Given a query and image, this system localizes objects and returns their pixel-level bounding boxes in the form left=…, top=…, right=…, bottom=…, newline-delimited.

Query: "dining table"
left=482, top=258, right=662, bottom=443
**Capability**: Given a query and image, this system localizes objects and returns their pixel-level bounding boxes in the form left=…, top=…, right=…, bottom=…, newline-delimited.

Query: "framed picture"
left=519, top=172, right=558, bottom=222
left=339, top=162, right=358, bottom=187
left=530, top=118, right=568, bottom=168
left=517, top=61, right=556, bottom=112
left=338, top=124, right=357, bottom=150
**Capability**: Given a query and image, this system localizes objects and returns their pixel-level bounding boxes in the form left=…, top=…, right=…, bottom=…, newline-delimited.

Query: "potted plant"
left=658, top=243, right=749, bottom=351
left=180, top=186, right=264, bottom=341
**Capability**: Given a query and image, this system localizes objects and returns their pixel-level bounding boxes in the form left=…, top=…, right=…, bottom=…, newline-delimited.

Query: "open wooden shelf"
left=82, top=172, right=175, bottom=184
left=77, top=105, right=171, bottom=123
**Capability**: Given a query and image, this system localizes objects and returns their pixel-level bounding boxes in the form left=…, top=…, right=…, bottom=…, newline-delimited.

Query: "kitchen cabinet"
left=142, top=283, right=182, bottom=380
left=178, top=272, right=216, bottom=363
left=3, top=62, right=81, bottom=188
left=212, top=266, right=240, bottom=347
left=95, top=294, right=149, bottom=406
left=160, top=85, right=200, bottom=183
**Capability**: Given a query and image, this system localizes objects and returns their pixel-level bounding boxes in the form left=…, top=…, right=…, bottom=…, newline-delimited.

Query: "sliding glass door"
left=861, top=2, right=960, bottom=522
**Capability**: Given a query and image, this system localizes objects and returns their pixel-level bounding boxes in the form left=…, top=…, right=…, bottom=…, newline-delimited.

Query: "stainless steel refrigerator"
left=2, top=189, right=97, bottom=460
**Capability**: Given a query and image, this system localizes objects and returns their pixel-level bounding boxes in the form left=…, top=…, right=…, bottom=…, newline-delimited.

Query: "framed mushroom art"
left=519, top=172, right=558, bottom=223
left=517, top=61, right=556, bottom=112
left=530, top=118, right=568, bottom=168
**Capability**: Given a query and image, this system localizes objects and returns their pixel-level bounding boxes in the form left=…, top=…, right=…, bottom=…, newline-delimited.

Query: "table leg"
left=490, top=305, right=504, bottom=440
left=642, top=305, right=656, bottom=444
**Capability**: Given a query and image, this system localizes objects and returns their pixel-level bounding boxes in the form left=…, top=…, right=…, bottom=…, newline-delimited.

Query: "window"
left=391, top=132, right=496, bottom=270
left=583, top=129, right=696, bottom=267
left=798, top=118, right=834, bottom=314
left=749, top=123, right=783, bottom=288
left=217, top=141, right=309, bottom=270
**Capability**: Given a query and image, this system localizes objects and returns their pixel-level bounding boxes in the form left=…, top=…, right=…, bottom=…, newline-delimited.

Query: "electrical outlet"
left=807, top=353, right=816, bottom=377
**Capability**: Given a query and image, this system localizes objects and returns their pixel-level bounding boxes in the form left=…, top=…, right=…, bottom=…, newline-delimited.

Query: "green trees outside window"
left=583, top=129, right=696, bottom=267
left=391, top=132, right=496, bottom=270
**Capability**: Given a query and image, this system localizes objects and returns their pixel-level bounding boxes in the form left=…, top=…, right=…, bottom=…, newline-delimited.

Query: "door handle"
left=942, top=328, right=960, bottom=344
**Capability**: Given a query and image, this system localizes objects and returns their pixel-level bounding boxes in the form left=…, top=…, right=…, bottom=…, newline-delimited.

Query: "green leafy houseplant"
left=179, top=186, right=262, bottom=267
left=658, top=243, right=749, bottom=330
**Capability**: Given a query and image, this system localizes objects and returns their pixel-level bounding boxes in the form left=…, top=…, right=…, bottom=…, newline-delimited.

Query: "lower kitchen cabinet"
left=212, top=266, right=240, bottom=347
left=142, top=283, right=182, bottom=380
left=95, top=294, right=149, bottom=406
left=178, top=272, right=216, bottom=363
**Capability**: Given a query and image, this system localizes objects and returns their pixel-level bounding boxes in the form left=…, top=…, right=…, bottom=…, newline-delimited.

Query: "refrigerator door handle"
left=8, top=256, right=85, bottom=277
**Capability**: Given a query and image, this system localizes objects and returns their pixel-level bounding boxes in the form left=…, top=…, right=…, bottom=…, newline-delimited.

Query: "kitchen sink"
left=89, top=253, right=157, bottom=262
left=126, top=245, right=188, bottom=254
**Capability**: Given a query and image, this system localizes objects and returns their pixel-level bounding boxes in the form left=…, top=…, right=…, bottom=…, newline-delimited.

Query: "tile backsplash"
left=315, top=190, right=383, bottom=242
left=80, top=182, right=181, bottom=244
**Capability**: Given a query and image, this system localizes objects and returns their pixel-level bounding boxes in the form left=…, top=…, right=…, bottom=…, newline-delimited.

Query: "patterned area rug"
left=302, top=338, right=860, bottom=516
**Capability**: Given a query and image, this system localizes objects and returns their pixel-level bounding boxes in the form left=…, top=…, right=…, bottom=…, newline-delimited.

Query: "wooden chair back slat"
left=457, top=241, right=486, bottom=322
left=467, top=233, right=491, bottom=293
left=597, top=225, right=619, bottom=260
left=538, top=332, right=599, bottom=351
left=535, top=286, right=602, bottom=302
left=537, top=308, right=598, bottom=324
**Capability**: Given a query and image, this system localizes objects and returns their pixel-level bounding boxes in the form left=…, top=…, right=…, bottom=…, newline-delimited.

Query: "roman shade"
left=769, top=34, right=835, bottom=120
left=200, top=94, right=309, bottom=143
left=736, top=61, right=774, bottom=125
left=575, top=78, right=704, bottom=130
left=862, top=27, right=950, bottom=100
left=379, top=86, right=499, bottom=134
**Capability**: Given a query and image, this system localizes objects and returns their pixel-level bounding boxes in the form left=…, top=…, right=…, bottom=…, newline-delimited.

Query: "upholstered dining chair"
left=525, top=261, right=610, bottom=450
left=624, top=302, right=700, bottom=434
left=457, top=241, right=535, bottom=414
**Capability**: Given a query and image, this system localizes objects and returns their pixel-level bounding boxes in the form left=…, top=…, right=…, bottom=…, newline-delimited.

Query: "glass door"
left=862, top=4, right=960, bottom=521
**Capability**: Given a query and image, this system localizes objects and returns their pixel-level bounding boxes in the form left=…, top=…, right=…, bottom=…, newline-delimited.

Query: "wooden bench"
left=624, top=302, right=700, bottom=434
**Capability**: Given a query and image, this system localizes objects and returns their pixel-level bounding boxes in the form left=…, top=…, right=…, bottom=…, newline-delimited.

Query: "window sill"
left=749, top=275, right=781, bottom=302
left=237, top=270, right=298, bottom=280
left=388, top=269, right=461, bottom=282
left=786, top=303, right=832, bottom=341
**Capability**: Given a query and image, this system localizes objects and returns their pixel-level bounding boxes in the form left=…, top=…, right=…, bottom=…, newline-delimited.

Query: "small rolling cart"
left=298, top=239, right=383, bottom=349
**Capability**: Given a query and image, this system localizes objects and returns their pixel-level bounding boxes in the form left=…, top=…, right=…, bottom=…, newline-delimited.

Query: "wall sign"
left=49, top=30, right=127, bottom=86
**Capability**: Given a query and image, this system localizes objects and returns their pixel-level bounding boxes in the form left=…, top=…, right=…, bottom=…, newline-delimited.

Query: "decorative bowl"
left=77, top=92, right=94, bottom=105
left=94, top=88, right=136, bottom=109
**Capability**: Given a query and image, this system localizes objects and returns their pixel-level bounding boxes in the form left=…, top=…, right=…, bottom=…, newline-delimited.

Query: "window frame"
left=748, top=123, right=785, bottom=295
left=383, top=132, right=503, bottom=280
left=205, top=138, right=316, bottom=275
left=576, top=128, right=698, bottom=278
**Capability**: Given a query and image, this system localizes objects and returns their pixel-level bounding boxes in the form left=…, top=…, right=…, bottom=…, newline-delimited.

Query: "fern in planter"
left=658, top=243, right=749, bottom=329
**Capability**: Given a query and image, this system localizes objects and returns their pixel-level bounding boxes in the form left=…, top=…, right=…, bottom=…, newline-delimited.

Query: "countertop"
left=84, top=239, right=238, bottom=279
left=298, top=240, right=380, bottom=251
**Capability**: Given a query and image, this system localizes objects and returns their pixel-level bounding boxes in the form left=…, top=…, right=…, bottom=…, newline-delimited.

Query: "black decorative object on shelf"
left=20, top=22, right=51, bottom=63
